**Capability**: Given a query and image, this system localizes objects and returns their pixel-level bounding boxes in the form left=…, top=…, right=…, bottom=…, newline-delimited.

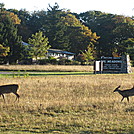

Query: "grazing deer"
left=0, top=84, right=20, bottom=102
left=113, top=85, right=134, bottom=102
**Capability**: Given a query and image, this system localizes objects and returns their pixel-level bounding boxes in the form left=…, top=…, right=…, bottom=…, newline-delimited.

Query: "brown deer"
left=0, top=84, right=20, bottom=102
left=113, top=85, right=134, bottom=102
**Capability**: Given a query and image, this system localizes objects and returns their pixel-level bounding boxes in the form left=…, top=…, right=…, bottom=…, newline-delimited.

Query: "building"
left=22, top=42, right=75, bottom=60
left=47, top=49, right=75, bottom=60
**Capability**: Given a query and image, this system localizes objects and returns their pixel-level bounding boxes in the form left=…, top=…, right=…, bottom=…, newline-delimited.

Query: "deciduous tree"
left=0, top=6, right=23, bottom=64
left=79, top=11, right=134, bottom=58
left=82, top=45, right=94, bottom=64
left=43, top=4, right=99, bottom=55
left=0, top=44, right=9, bottom=56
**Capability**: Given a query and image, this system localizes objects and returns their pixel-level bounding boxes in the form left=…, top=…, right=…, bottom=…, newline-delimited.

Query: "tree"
left=28, top=31, right=51, bottom=61
left=42, top=3, right=70, bottom=50
left=8, top=9, right=32, bottom=42
left=0, top=44, right=10, bottom=64
left=0, top=10, right=21, bottom=24
left=122, top=38, right=134, bottom=65
left=0, top=44, right=9, bottom=56
left=0, top=3, right=6, bottom=11
left=78, top=11, right=134, bottom=57
left=112, top=16, right=134, bottom=54
left=6, top=3, right=99, bottom=57
left=62, top=13, right=100, bottom=54
left=76, top=54, right=86, bottom=65
left=79, top=11, right=117, bottom=57
left=42, top=4, right=99, bottom=55
left=82, top=45, right=94, bottom=64
left=0, top=7, right=23, bottom=64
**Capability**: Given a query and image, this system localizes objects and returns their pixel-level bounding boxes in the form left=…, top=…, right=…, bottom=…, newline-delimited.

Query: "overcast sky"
left=1, top=0, right=134, bottom=16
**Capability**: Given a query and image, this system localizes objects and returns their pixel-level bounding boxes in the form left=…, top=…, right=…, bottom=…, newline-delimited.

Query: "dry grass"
left=0, top=65, right=93, bottom=72
left=0, top=73, right=134, bottom=133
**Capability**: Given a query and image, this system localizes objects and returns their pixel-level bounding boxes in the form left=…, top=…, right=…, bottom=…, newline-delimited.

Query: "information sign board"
left=101, top=57, right=122, bottom=72
left=94, top=55, right=132, bottom=74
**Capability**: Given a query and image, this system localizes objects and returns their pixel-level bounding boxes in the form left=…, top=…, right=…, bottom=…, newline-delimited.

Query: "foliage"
left=0, top=44, right=10, bottom=57
left=76, top=54, right=86, bottom=65
left=0, top=2, right=134, bottom=64
left=82, top=45, right=94, bottom=64
left=0, top=11, right=21, bottom=24
left=0, top=44, right=10, bottom=64
left=0, top=3, right=21, bottom=24
left=28, top=31, right=51, bottom=60
left=8, top=9, right=32, bottom=42
left=61, top=13, right=100, bottom=54
left=17, top=3, right=99, bottom=55
left=38, top=56, right=57, bottom=65
left=0, top=5, right=24, bottom=64
left=38, top=57, right=79, bottom=65
left=42, top=3, right=70, bottom=51
left=79, top=11, right=134, bottom=57
left=125, top=38, right=134, bottom=66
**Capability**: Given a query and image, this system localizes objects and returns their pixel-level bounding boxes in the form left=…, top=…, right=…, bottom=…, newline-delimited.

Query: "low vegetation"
left=0, top=65, right=93, bottom=72
left=0, top=65, right=134, bottom=133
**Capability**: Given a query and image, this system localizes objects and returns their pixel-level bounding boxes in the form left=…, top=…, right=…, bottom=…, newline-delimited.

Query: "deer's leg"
left=127, top=97, right=129, bottom=102
left=121, top=97, right=124, bottom=102
left=13, top=93, right=20, bottom=102
left=1, top=94, right=6, bottom=102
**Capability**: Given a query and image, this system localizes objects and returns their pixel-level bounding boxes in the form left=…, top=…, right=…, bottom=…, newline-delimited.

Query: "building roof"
left=22, top=42, right=75, bottom=55
left=22, top=41, right=29, bottom=46
left=48, top=49, right=75, bottom=55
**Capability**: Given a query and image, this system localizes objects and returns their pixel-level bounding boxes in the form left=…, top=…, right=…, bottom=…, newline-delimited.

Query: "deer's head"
left=113, top=85, right=121, bottom=92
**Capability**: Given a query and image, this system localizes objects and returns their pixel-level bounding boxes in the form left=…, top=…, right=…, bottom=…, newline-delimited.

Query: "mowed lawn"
left=0, top=65, right=134, bottom=133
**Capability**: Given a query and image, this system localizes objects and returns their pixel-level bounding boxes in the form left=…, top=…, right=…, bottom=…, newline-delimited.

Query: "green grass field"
left=0, top=65, right=134, bottom=133
left=0, top=71, right=93, bottom=78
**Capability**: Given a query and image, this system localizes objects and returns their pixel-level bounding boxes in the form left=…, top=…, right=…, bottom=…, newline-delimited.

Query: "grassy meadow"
left=0, top=65, right=134, bottom=133
left=0, top=65, right=93, bottom=72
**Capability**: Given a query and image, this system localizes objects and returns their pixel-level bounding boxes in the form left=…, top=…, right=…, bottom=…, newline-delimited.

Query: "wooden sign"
left=94, top=55, right=132, bottom=74
left=101, top=57, right=122, bottom=72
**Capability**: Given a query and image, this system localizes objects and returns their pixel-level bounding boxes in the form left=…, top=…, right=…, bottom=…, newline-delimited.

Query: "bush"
left=38, top=59, right=48, bottom=65
left=71, top=60, right=80, bottom=65
left=58, top=58, right=66, bottom=65
left=38, top=57, right=57, bottom=65
left=38, top=56, right=81, bottom=65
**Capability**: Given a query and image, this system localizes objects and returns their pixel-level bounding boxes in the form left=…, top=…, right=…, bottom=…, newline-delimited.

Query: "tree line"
left=0, top=3, right=134, bottom=65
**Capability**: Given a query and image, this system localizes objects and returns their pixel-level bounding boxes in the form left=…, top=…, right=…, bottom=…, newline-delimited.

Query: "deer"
left=113, top=85, right=134, bottom=102
left=0, top=84, right=20, bottom=102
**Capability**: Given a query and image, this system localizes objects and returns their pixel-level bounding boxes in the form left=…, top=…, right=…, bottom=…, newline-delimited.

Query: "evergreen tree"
left=28, top=31, right=51, bottom=61
left=42, top=3, right=69, bottom=50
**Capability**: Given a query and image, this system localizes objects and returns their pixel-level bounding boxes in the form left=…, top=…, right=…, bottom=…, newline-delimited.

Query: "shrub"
left=38, top=57, right=58, bottom=65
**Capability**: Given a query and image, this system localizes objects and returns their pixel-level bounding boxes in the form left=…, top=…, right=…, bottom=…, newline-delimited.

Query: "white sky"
left=0, top=0, right=134, bottom=16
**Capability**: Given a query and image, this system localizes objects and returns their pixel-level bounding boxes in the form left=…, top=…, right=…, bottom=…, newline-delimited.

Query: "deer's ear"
left=117, top=85, right=121, bottom=88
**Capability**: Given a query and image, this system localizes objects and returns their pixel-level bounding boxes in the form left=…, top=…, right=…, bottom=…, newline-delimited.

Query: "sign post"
left=94, top=55, right=132, bottom=74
